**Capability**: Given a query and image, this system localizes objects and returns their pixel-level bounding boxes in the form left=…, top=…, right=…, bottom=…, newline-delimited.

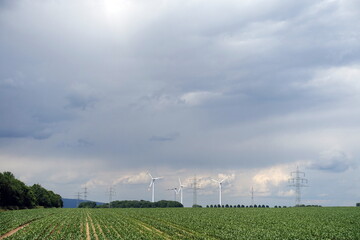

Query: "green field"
left=0, top=207, right=359, bottom=239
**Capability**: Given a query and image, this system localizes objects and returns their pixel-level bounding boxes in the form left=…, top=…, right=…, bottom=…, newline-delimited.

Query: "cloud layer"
left=1, top=0, right=360, bottom=206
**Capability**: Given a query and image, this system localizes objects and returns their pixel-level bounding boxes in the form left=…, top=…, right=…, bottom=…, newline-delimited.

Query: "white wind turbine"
left=148, top=172, right=163, bottom=202
left=178, top=178, right=184, bottom=205
left=167, top=187, right=178, bottom=201
left=211, top=177, right=227, bottom=206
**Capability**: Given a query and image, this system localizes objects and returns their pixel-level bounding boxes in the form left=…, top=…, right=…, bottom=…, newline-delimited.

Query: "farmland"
left=0, top=207, right=359, bottom=239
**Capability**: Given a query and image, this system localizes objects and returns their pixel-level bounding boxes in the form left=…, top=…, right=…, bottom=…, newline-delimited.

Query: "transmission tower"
left=76, top=192, right=83, bottom=208
left=288, top=166, right=308, bottom=206
left=83, top=187, right=88, bottom=201
left=108, top=186, right=115, bottom=208
left=191, top=175, right=200, bottom=206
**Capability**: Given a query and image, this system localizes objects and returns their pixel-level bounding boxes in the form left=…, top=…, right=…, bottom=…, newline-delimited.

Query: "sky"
left=1, top=0, right=360, bottom=207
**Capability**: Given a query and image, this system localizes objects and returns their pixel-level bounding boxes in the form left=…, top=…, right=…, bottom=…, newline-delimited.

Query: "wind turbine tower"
left=178, top=178, right=184, bottom=205
left=167, top=188, right=178, bottom=201
left=212, top=177, right=227, bottom=206
left=251, top=186, right=254, bottom=206
left=148, top=172, right=163, bottom=202
left=288, top=166, right=308, bottom=206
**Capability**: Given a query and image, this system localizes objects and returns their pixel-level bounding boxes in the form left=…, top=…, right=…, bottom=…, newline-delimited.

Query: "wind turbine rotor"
left=220, top=177, right=227, bottom=183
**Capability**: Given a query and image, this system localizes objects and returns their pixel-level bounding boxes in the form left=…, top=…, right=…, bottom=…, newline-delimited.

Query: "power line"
left=288, top=166, right=308, bottom=206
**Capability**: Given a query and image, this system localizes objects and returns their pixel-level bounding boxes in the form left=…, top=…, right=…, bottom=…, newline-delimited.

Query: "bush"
left=192, top=204, right=202, bottom=208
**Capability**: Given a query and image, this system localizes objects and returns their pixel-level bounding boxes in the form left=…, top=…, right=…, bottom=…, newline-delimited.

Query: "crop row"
left=0, top=207, right=359, bottom=239
left=0, top=208, right=59, bottom=236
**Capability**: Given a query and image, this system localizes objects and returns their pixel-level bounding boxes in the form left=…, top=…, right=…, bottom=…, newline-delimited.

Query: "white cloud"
left=180, top=91, right=221, bottom=106
left=113, top=171, right=150, bottom=185
left=252, top=165, right=291, bottom=193
left=300, top=65, right=360, bottom=95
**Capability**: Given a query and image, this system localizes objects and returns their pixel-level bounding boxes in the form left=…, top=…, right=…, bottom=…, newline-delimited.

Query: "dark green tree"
left=78, top=201, right=97, bottom=208
left=0, top=172, right=36, bottom=209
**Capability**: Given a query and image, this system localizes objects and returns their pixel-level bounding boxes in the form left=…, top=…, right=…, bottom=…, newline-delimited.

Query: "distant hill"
left=62, top=198, right=105, bottom=208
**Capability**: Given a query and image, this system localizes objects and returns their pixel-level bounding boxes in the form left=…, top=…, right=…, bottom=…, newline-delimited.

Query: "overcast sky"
left=1, top=0, right=360, bottom=207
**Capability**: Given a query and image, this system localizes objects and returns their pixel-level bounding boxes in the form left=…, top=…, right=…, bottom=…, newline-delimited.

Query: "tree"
left=78, top=201, right=97, bottom=208
left=0, top=172, right=36, bottom=209
left=31, top=184, right=51, bottom=207
left=356, top=203, right=360, bottom=207
left=31, top=184, right=62, bottom=208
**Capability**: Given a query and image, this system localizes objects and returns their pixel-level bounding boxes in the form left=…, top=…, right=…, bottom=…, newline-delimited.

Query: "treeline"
left=206, top=204, right=271, bottom=208
left=205, top=204, right=322, bottom=208
left=0, top=171, right=63, bottom=210
left=79, top=200, right=183, bottom=208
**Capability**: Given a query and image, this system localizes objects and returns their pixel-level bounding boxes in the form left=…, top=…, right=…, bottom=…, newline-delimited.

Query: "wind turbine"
left=167, top=187, right=178, bottom=201
left=178, top=178, right=184, bottom=205
left=211, top=177, right=227, bottom=206
left=148, top=172, right=163, bottom=202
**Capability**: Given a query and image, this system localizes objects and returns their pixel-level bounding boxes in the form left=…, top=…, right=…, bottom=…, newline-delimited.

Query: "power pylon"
left=108, top=186, right=115, bottom=208
left=75, top=192, right=83, bottom=208
left=288, top=166, right=308, bottom=206
left=192, top=175, right=200, bottom=206
left=83, top=187, right=88, bottom=201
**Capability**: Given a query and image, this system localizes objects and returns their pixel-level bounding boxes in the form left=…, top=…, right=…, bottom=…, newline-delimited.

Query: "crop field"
left=0, top=207, right=359, bottom=239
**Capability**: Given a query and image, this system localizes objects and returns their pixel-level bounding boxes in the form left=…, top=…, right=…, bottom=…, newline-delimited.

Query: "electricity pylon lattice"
left=288, top=166, right=308, bottom=206
left=108, top=186, right=115, bottom=208
left=83, top=187, right=88, bottom=201
left=192, top=175, right=200, bottom=206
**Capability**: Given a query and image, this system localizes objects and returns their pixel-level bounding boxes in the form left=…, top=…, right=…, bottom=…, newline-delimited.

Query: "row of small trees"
left=206, top=204, right=271, bottom=208
left=0, top=171, right=63, bottom=209
left=79, top=200, right=183, bottom=208
left=205, top=204, right=323, bottom=208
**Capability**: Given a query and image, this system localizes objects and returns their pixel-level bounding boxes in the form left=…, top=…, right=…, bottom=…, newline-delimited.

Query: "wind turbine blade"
left=211, top=179, right=219, bottom=183
left=179, top=178, right=182, bottom=186
left=149, top=181, right=153, bottom=188
left=154, top=177, right=163, bottom=180
left=148, top=172, right=153, bottom=178
left=220, top=178, right=227, bottom=183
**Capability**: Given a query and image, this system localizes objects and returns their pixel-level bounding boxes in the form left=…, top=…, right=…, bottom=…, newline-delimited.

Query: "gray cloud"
left=1, top=0, right=360, bottom=206
left=309, top=150, right=356, bottom=173
left=149, top=133, right=180, bottom=142
left=65, top=94, right=97, bottom=110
